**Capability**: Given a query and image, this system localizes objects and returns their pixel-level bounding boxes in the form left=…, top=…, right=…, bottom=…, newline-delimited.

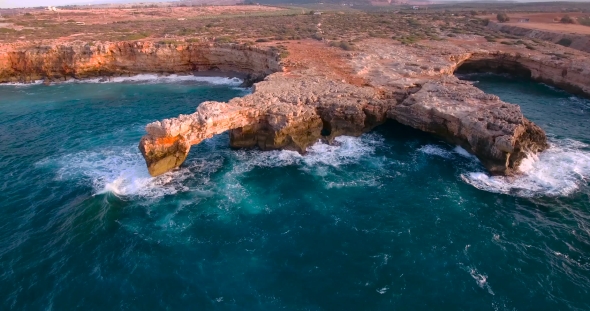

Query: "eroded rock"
left=136, top=38, right=588, bottom=176
left=3, top=38, right=587, bottom=177
left=391, top=77, right=548, bottom=175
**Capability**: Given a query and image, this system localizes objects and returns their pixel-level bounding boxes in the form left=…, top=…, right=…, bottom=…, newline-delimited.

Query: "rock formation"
left=138, top=38, right=590, bottom=177
left=487, top=21, right=590, bottom=54
left=0, top=41, right=281, bottom=84
left=1, top=37, right=589, bottom=177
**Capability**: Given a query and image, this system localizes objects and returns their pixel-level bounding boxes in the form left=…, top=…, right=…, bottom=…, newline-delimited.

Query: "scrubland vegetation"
left=0, top=8, right=511, bottom=47
left=0, top=1, right=588, bottom=54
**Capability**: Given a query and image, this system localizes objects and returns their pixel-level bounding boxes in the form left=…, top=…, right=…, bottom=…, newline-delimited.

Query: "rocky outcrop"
left=392, top=77, right=548, bottom=175
left=139, top=38, right=590, bottom=177
left=139, top=75, right=385, bottom=176
left=3, top=38, right=588, bottom=177
left=0, top=41, right=281, bottom=84
left=487, top=21, right=590, bottom=54
left=455, top=52, right=590, bottom=97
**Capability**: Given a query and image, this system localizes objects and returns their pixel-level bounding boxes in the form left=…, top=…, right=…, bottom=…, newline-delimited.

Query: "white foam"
left=231, top=135, right=384, bottom=172
left=1, top=74, right=244, bottom=87
left=66, top=74, right=244, bottom=86
left=453, top=146, right=477, bottom=159
left=468, top=267, right=494, bottom=295
left=462, top=139, right=590, bottom=197
left=39, top=134, right=383, bottom=200
left=37, top=145, right=196, bottom=199
left=0, top=80, right=44, bottom=86
left=418, top=144, right=454, bottom=159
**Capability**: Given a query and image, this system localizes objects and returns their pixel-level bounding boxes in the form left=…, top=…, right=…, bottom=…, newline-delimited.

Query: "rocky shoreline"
left=137, top=38, right=590, bottom=177
left=0, top=41, right=281, bottom=84
left=1, top=38, right=588, bottom=177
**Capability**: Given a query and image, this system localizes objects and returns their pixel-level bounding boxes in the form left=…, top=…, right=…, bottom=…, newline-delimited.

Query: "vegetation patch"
left=557, top=38, right=572, bottom=47
left=496, top=12, right=510, bottom=23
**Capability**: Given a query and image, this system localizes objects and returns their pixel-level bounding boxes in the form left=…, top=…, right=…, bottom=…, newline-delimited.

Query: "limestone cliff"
left=0, top=41, right=281, bottom=84
left=3, top=38, right=588, bottom=178
left=139, top=38, right=590, bottom=177
left=487, top=21, right=590, bottom=54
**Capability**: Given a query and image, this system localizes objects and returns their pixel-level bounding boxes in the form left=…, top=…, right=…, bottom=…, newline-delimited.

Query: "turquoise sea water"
left=0, top=74, right=589, bottom=310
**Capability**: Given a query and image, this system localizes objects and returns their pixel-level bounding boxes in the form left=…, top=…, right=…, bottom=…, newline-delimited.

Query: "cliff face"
left=139, top=38, right=590, bottom=177
left=454, top=52, right=590, bottom=98
left=487, top=21, right=590, bottom=54
left=0, top=42, right=282, bottom=83
left=3, top=38, right=588, bottom=178
left=392, top=78, right=547, bottom=175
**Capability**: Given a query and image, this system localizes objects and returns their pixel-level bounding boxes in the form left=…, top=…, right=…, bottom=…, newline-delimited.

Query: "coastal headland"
left=1, top=4, right=589, bottom=177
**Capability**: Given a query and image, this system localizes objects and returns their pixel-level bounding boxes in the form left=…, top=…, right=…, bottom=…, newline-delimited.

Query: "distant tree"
left=470, top=11, right=478, bottom=16
left=497, top=12, right=510, bottom=23
left=560, top=15, right=575, bottom=24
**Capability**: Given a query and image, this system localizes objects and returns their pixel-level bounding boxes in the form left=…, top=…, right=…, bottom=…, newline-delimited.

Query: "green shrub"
left=497, top=12, right=510, bottom=23
left=311, top=33, right=323, bottom=41
left=121, top=33, right=148, bottom=41
left=214, top=36, right=235, bottom=44
left=329, top=40, right=354, bottom=51
left=560, top=15, right=575, bottom=24
left=557, top=38, right=572, bottom=47
left=255, top=38, right=270, bottom=42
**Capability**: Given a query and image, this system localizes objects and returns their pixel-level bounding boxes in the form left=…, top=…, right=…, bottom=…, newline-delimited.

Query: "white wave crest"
left=39, top=134, right=383, bottom=199
left=231, top=135, right=383, bottom=172
left=462, top=139, right=590, bottom=197
left=418, top=144, right=454, bottom=159
left=65, top=74, right=244, bottom=86
left=1, top=74, right=244, bottom=86
left=0, top=80, right=44, bottom=86
left=37, top=146, right=197, bottom=199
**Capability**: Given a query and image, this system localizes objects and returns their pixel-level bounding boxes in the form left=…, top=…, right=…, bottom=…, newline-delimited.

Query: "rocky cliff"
left=3, top=38, right=588, bottom=178
left=487, top=21, right=590, bottom=54
left=0, top=41, right=281, bottom=84
left=139, top=38, right=590, bottom=177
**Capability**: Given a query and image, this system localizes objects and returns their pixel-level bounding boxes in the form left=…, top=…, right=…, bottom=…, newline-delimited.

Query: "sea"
left=0, top=73, right=588, bottom=310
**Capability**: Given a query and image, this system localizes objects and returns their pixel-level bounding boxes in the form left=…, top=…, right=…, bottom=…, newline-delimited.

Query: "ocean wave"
left=36, top=145, right=199, bottom=199
left=0, top=74, right=244, bottom=87
left=38, top=134, right=384, bottom=199
left=418, top=144, right=454, bottom=159
left=461, top=139, right=590, bottom=197
left=0, top=80, right=44, bottom=86
left=231, top=134, right=384, bottom=173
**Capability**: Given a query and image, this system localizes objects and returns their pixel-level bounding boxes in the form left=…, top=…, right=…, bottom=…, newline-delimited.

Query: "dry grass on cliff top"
left=0, top=8, right=508, bottom=50
left=483, top=12, right=590, bottom=35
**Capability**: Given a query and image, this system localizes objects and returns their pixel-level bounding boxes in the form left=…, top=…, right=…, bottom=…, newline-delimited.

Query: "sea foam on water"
left=461, top=139, right=590, bottom=197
